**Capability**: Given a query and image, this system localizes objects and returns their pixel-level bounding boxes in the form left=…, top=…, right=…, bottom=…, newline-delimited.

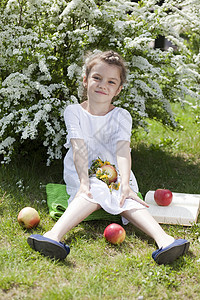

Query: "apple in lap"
left=100, top=165, right=117, bottom=183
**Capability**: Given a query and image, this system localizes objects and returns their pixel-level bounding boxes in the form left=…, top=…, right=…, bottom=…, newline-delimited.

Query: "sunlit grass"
left=132, top=102, right=200, bottom=160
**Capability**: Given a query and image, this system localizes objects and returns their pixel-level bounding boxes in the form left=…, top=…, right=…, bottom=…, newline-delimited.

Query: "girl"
left=28, top=50, right=189, bottom=264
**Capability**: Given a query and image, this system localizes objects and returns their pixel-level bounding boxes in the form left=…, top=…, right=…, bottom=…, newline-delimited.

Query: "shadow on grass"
left=1, top=146, right=200, bottom=252
left=63, top=219, right=156, bottom=252
left=1, top=143, right=199, bottom=199
left=131, top=144, right=200, bottom=197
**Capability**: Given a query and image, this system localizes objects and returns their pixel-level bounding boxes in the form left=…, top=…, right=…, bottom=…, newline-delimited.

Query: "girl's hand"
left=75, top=183, right=93, bottom=200
left=120, top=185, right=149, bottom=208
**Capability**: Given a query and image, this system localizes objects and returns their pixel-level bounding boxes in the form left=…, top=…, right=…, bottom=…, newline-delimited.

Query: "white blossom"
left=0, top=0, right=199, bottom=165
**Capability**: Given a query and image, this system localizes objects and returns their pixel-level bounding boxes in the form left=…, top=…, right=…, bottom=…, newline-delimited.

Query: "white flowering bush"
left=0, top=0, right=200, bottom=164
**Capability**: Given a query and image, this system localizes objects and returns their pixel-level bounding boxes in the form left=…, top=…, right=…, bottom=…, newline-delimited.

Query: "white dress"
left=63, top=104, right=145, bottom=224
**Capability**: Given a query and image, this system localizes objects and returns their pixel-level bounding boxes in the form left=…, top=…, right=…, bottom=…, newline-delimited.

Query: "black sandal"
left=152, top=239, right=190, bottom=264
left=27, top=234, right=70, bottom=260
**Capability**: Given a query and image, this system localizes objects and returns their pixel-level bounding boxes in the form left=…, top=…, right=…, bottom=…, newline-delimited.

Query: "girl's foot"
left=43, top=231, right=60, bottom=242
left=152, top=239, right=190, bottom=264
left=157, top=234, right=175, bottom=249
left=27, top=234, right=70, bottom=260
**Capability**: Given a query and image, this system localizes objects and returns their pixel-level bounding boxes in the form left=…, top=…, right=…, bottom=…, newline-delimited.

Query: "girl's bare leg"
left=121, top=208, right=174, bottom=249
left=44, top=196, right=101, bottom=242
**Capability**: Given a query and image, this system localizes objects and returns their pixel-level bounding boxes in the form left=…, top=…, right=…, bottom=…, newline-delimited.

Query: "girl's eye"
left=109, top=81, right=116, bottom=85
left=93, top=76, right=100, bottom=80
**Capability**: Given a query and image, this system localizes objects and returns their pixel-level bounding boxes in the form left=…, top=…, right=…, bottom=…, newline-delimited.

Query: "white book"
left=145, top=191, right=200, bottom=226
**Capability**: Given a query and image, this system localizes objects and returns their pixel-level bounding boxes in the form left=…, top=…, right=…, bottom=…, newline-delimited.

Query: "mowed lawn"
left=0, top=102, right=200, bottom=300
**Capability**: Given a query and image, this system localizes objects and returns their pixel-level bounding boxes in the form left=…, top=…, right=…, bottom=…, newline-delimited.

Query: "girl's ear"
left=83, top=76, right=87, bottom=87
left=115, top=85, right=123, bottom=96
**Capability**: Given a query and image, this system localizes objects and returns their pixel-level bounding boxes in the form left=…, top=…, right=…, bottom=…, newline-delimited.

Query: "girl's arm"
left=116, top=140, right=149, bottom=208
left=71, top=138, right=93, bottom=199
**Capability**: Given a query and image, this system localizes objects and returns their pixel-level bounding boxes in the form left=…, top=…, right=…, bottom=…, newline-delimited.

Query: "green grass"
left=0, top=102, right=200, bottom=299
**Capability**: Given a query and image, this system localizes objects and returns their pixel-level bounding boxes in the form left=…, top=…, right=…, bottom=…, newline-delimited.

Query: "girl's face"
left=83, top=61, right=122, bottom=105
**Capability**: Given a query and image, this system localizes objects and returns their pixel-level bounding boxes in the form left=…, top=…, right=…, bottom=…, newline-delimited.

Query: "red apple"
left=18, top=207, right=40, bottom=229
left=154, top=189, right=173, bottom=206
left=100, top=165, right=117, bottom=184
left=104, top=223, right=126, bottom=244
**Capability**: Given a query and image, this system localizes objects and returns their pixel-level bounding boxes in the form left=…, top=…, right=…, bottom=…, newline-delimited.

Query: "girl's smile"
left=95, top=90, right=107, bottom=95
